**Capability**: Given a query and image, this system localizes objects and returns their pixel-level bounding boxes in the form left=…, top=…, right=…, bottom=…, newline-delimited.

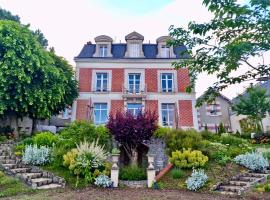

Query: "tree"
left=169, top=0, right=270, bottom=106
left=232, top=86, right=270, bottom=132
left=0, top=20, right=78, bottom=135
left=106, top=111, right=158, bottom=165
left=0, top=7, right=20, bottom=22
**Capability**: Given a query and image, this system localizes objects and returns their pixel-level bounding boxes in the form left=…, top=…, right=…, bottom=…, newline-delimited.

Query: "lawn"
left=0, top=171, right=36, bottom=198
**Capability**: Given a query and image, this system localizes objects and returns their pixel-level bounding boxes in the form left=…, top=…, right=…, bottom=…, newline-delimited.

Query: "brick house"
left=72, top=31, right=198, bottom=129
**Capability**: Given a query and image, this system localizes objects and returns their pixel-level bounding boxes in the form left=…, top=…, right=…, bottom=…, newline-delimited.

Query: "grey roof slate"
left=75, top=43, right=189, bottom=59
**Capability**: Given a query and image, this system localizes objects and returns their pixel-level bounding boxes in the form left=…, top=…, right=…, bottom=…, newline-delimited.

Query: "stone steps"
left=0, top=141, right=65, bottom=190
left=214, top=171, right=270, bottom=195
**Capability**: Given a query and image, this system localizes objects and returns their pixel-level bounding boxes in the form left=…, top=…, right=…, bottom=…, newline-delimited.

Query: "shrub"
left=119, top=165, right=147, bottom=181
left=0, top=136, right=6, bottom=143
left=53, top=121, right=111, bottom=167
left=218, top=122, right=226, bottom=135
left=0, top=126, right=14, bottom=138
left=94, top=174, right=113, bottom=188
left=22, top=145, right=51, bottom=165
left=264, top=183, right=270, bottom=192
left=63, top=140, right=109, bottom=184
left=169, top=149, right=208, bottom=169
left=186, top=169, right=208, bottom=191
left=33, top=131, right=58, bottom=147
left=154, top=126, right=171, bottom=138
left=201, top=130, right=220, bottom=141
left=164, top=129, right=205, bottom=154
left=220, top=133, right=247, bottom=146
left=171, top=168, right=184, bottom=179
left=59, top=121, right=110, bottom=149
left=263, top=152, right=270, bottom=161
left=212, top=151, right=231, bottom=166
left=234, top=152, right=269, bottom=171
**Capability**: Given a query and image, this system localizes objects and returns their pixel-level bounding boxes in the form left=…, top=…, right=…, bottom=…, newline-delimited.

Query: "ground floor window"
left=94, top=103, right=108, bottom=124
left=127, top=103, right=142, bottom=116
left=161, top=103, right=175, bottom=126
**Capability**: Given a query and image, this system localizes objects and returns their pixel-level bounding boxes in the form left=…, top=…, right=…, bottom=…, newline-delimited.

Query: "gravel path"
left=4, top=188, right=270, bottom=200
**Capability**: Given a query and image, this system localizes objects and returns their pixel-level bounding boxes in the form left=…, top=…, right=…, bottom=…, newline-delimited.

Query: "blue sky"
left=98, top=0, right=173, bottom=15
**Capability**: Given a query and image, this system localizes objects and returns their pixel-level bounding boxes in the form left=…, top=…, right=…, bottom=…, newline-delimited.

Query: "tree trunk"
left=9, top=114, right=19, bottom=138
left=130, top=149, right=138, bottom=166
left=32, top=118, right=37, bottom=134
left=260, top=119, right=264, bottom=133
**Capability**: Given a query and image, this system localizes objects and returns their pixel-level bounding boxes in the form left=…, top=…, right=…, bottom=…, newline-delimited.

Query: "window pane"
left=167, top=80, right=172, bottom=91
left=94, top=103, right=108, bottom=124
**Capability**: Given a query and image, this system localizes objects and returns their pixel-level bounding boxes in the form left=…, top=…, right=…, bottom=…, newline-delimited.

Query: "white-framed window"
left=96, top=73, right=108, bottom=92
left=128, top=73, right=141, bottom=93
left=209, top=104, right=218, bottom=116
left=99, top=44, right=108, bottom=57
left=127, top=103, right=142, bottom=116
left=161, top=103, right=175, bottom=126
left=161, top=73, right=173, bottom=92
left=61, top=107, right=71, bottom=119
left=161, top=45, right=170, bottom=58
left=94, top=103, right=108, bottom=124
left=129, top=43, right=140, bottom=57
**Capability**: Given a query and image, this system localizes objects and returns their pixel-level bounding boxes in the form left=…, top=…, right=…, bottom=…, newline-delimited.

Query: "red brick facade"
left=112, top=69, right=124, bottom=92
left=145, top=100, right=158, bottom=113
left=145, top=69, right=158, bottom=92
left=177, top=68, right=190, bottom=92
left=179, top=100, right=194, bottom=126
left=110, top=100, right=124, bottom=116
left=76, top=99, right=89, bottom=120
left=79, top=68, right=92, bottom=92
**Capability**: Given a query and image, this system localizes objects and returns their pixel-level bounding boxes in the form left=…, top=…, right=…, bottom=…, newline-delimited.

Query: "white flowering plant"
left=186, top=169, right=208, bottom=191
left=234, top=152, right=269, bottom=171
left=94, top=174, right=113, bottom=188
left=22, top=145, right=51, bottom=165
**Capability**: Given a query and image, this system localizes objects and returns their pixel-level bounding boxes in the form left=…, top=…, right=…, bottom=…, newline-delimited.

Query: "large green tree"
left=232, top=86, right=270, bottom=132
left=0, top=20, right=78, bottom=135
left=169, top=0, right=270, bottom=105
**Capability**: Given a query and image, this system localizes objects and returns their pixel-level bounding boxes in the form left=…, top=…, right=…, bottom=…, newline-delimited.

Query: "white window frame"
left=92, top=70, right=112, bottom=92
left=128, top=73, right=141, bottom=93
left=129, top=42, right=140, bottom=57
left=99, top=44, right=108, bottom=57
left=158, top=70, right=177, bottom=93
left=161, top=103, right=175, bottom=127
left=161, top=45, right=170, bottom=58
left=124, top=69, right=145, bottom=93
left=93, top=103, right=108, bottom=125
left=127, top=103, right=142, bottom=116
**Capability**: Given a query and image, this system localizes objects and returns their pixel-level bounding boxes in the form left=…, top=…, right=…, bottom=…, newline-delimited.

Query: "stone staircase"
left=0, top=141, right=65, bottom=189
left=214, top=170, right=270, bottom=195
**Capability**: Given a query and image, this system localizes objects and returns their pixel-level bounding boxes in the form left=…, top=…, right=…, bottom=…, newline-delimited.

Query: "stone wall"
left=145, top=138, right=168, bottom=171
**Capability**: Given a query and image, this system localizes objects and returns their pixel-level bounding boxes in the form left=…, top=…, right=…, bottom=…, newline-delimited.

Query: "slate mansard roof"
left=75, top=43, right=189, bottom=59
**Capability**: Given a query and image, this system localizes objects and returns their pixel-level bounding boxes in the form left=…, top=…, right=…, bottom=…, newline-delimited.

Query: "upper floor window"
left=94, top=103, right=108, bottom=124
left=99, top=45, right=108, bottom=57
left=162, top=103, right=175, bottom=126
left=128, top=73, right=141, bottom=93
left=96, top=73, right=108, bottom=92
left=161, top=45, right=170, bottom=58
left=161, top=73, right=173, bottom=92
left=207, top=103, right=221, bottom=116
left=127, top=103, right=142, bottom=116
left=129, top=43, right=140, bottom=57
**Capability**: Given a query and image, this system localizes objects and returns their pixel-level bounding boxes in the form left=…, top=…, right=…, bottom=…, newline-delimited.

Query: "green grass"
left=0, top=171, right=36, bottom=198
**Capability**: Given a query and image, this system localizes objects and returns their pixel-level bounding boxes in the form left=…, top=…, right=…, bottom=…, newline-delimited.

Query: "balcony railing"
left=122, top=84, right=147, bottom=98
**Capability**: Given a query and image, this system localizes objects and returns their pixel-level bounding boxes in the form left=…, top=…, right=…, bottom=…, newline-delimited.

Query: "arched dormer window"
left=156, top=36, right=176, bottom=58
left=125, top=31, right=145, bottom=58
left=93, top=35, right=113, bottom=57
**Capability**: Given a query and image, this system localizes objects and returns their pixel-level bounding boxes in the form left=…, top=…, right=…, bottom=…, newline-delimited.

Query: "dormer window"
left=161, top=45, right=170, bottom=58
left=129, top=42, right=140, bottom=57
left=93, top=35, right=113, bottom=57
left=99, top=44, right=108, bottom=57
left=125, top=31, right=145, bottom=58
left=156, top=36, right=176, bottom=58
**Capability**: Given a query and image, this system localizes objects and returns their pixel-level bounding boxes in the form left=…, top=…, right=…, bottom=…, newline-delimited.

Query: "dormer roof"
left=94, top=35, right=113, bottom=43
left=125, top=31, right=144, bottom=41
left=156, top=36, right=173, bottom=43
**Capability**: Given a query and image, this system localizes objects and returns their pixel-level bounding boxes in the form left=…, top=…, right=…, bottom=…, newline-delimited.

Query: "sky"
left=0, top=0, right=254, bottom=99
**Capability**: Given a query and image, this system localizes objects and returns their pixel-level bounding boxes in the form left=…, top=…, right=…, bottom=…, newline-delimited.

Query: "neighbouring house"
left=197, top=93, right=232, bottom=132
left=72, top=31, right=198, bottom=130
left=230, top=81, right=270, bottom=133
